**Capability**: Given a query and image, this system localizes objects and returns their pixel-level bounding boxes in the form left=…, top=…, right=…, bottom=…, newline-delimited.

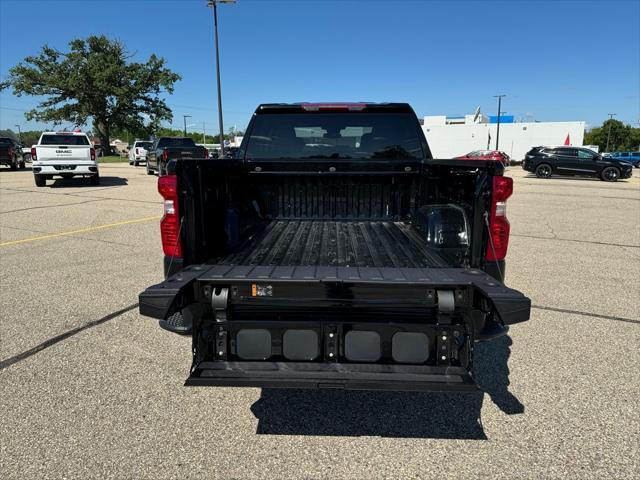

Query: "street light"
left=14, top=124, right=22, bottom=142
left=183, top=115, right=192, bottom=136
left=207, top=0, right=235, bottom=158
left=493, top=95, right=506, bottom=150
left=605, top=113, right=616, bottom=153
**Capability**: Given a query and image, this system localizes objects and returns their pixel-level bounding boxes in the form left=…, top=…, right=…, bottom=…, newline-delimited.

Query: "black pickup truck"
left=145, top=136, right=208, bottom=176
left=139, top=103, right=530, bottom=392
left=0, top=137, right=25, bottom=170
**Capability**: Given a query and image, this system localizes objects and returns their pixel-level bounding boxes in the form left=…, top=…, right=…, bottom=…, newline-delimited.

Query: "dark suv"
left=523, top=146, right=633, bottom=181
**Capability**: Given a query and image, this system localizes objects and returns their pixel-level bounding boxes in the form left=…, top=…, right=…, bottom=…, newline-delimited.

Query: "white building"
left=422, top=114, right=585, bottom=161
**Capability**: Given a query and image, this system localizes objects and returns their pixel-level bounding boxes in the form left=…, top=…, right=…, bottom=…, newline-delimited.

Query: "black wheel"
left=146, top=161, right=154, bottom=175
left=535, top=163, right=552, bottom=178
left=9, top=157, right=18, bottom=170
left=19, top=159, right=25, bottom=169
left=34, top=175, right=46, bottom=187
left=134, top=160, right=139, bottom=167
left=601, top=166, right=620, bottom=182
left=89, top=173, right=100, bottom=186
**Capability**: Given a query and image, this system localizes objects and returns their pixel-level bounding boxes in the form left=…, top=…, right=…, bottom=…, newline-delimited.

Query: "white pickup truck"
left=31, top=131, right=99, bottom=187
left=128, top=140, right=153, bottom=166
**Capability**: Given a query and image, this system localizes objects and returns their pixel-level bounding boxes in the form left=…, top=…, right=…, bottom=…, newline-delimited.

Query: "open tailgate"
left=139, top=265, right=530, bottom=392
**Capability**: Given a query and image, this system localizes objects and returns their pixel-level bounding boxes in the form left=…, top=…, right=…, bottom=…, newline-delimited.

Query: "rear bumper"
left=33, top=163, right=98, bottom=175
left=187, top=361, right=477, bottom=392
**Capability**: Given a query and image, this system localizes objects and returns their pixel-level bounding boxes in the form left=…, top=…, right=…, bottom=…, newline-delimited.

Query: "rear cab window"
left=245, top=112, right=425, bottom=160
left=40, top=134, right=90, bottom=146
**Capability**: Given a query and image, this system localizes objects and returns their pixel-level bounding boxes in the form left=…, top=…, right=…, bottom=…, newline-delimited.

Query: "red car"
left=455, top=150, right=510, bottom=166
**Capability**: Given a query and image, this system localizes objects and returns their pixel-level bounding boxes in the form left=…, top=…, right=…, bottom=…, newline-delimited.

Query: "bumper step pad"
left=187, top=361, right=478, bottom=392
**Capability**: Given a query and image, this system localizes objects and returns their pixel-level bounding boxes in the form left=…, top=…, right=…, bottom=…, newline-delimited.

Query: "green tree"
left=584, top=119, right=639, bottom=152
left=0, top=35, right=181, bottom=151
left=149, top=126, right=242, bottom=144
left=17, top=130, right=43, bottom=147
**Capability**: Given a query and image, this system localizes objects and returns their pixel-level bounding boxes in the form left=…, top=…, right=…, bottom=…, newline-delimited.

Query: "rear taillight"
left=31, top=147, right=37, bottom=161
left=486, top=176, right=513, bottom=261
left=162, top=149, right=169, bottom=161
left=136, top=148, right=139, bottom=155
left=158, top=174, right=182, bottom=258
left=7, top=147, right=13, bottom=157
left=90, top=147, right=95, bottom=161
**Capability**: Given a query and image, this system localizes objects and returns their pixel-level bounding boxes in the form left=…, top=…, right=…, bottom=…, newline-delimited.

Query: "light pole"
left=493, top=95, right=506, bottom=150
left=207, top=0, right=235, bottom=158
left=183, top=115, right=192, bottom=136
left=605, top=113, right=616, bottom=152
left=14, top=124, right=22, bottom=142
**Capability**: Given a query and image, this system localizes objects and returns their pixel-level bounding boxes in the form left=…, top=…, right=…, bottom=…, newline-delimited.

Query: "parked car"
left=455, top=150, right=510, bottom=166
left=145, top=137, right=208, bottom=176
left=139, top=102, right=531, bottom=392
left=523, top=146, right=633, bottom=181
left=609, top=151, right=640, bottom=168
left=0, top=137, right=26, bottom=170
left=128, top=140, right=153, bottom=166
left=31, top=131, right=98, bottom=187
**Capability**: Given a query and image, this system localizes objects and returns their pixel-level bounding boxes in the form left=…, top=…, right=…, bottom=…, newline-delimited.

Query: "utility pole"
left=202, top=121, right=206, bottom=145
left=14, top=124, right=21, bottom=142
left=605, top=113, right=616, bottom=152
left=183, top=115, right=191, bottom=137
left=207, top=0, right=235, bottom=158
left=493, top=95, right=506, bottom=150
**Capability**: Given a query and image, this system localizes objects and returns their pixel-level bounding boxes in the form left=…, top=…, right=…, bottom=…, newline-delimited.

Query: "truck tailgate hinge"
left=212, top=287, right=229, bottom=322
left=436, top=290, right=455, bottom=324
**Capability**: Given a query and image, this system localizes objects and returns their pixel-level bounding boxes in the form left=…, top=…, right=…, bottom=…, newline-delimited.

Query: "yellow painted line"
left=0, top=215, right=162, bottom=247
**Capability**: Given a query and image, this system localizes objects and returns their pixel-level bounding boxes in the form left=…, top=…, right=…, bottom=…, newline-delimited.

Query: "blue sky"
left=1, top=0, right=638, bottom=134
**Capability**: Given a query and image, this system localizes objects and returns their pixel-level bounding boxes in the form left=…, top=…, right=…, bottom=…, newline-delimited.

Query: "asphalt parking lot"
left=1, top=163, right=639, bottom=479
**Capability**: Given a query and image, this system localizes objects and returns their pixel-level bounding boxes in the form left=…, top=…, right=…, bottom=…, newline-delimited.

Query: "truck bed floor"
left=219, top=220, right=448, bottom=269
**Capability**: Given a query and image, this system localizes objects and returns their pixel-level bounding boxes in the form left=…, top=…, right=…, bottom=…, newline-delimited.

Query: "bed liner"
left=219, top=219, right=450, bottom=269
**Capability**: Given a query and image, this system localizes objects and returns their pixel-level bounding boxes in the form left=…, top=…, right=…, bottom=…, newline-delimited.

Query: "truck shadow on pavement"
left=250, top=335, right=523, bottom=439
left=49, top=176, right=128, bottom=188
left=0, top=166, right=32, bottom=172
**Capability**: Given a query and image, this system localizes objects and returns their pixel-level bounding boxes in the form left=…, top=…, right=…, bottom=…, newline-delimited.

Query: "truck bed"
left=218, top=219, right=449, bottom=271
